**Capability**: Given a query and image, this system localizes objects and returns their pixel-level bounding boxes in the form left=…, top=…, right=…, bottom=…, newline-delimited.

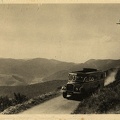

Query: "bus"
left=62, top=68, right=106, bottom=98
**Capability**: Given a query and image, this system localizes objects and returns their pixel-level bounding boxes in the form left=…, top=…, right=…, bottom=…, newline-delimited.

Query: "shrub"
left=0, top=93, right=28, bottom=112
left=74, top=80, right=120, bottom=114
left=14, top=92, right=28, bottom=104
left=0, top=96, right=12, bottom=112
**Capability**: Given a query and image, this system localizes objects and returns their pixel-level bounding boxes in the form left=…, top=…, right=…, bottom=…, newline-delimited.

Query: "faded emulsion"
left=0, top=4, right=120, bottom=115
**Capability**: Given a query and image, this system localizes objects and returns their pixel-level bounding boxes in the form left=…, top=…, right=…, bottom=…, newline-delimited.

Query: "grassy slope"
left=0, top=58, right=120, bottom=86
left=0, top=74, right=26, bottom=86
left=74, top=80, right=120, bottom=114
left=0, top=80, right=67, bottom=98
left=0, top=58, right=74, bottom=85
left=43, top=70, right=69, bottom=81
left=2, top=91, right=60, bottom=114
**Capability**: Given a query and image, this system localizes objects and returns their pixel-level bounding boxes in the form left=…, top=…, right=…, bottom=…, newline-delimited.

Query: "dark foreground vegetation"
left=74, top=80, right=120, bottom=114
left=2, top=91, right=59, bottom=114
left=0, top=80, right=67, bottom=114
left=0, top=93, right=28, bottom=112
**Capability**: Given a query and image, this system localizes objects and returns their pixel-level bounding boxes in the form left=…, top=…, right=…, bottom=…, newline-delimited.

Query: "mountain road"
left=20, top=95, right=80, bottom=114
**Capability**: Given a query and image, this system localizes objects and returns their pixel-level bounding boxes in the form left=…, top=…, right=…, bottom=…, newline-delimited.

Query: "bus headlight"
left=75, top=87, right=79, bottom=91
left=79, top=88, right=81, bottom=91
left=62, top=86, right=66, bottom=90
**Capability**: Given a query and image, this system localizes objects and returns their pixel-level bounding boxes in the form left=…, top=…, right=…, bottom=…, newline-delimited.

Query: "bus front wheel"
left=63, top=92, right=67, bottom=98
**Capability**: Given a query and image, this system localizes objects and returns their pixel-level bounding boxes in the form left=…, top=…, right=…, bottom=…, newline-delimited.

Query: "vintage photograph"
left=0, top=3, right=120, bottom=117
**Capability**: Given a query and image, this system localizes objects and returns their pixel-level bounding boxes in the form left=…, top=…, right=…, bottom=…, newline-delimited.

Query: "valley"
left=0, top=58, right=120, bottom=86
left=0, top=58, right=120, bottom=114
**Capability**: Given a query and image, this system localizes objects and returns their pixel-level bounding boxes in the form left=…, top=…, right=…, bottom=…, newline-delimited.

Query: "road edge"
left=1, top=91, right=61, bottom=114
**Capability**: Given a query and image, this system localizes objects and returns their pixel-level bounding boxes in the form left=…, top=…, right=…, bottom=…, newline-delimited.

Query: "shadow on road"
left=66, top=90, right=98, bottom=101
left=66, top=94, right=90, bottom=101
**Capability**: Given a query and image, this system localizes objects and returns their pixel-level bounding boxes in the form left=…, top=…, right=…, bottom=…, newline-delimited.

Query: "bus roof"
left=69, top=68, right=102, bottom=75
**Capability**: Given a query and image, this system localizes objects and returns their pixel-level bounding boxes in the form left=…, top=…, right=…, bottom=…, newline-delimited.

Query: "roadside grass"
left=0, top=80, right=67, bottom=114
left=2, top=91, right=60, bottom=114
left=74, top=80, right=120, bottom=114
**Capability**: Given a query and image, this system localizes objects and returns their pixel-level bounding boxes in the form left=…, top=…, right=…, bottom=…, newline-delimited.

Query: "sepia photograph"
left=0, top=1, right=120, bottom=119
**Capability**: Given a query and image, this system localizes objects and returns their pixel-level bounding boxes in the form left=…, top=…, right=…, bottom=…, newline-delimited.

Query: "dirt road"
left=20, top=95, right=80, bottom=114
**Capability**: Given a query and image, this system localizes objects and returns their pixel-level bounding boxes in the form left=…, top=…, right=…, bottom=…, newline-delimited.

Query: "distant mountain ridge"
left=43, top=59, right=120, bottom=81
left=70, top=59, right=120, bottom=71
left=0, top=58, right=75, bottom=85
left=0, top=58, right=120, bottom=86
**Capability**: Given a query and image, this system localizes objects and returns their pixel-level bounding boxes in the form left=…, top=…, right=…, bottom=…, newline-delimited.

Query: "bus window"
left=84, top=77, right=89, bottom=82
left=68, top=74, right=76, bottom=81
left=89, top=77, right=94, bottom=81
left=76, top=76, right=85, bottom=81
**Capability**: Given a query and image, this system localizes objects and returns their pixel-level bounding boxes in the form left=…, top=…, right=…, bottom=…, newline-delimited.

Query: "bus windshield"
left=68, top=74, right=85, bottom=81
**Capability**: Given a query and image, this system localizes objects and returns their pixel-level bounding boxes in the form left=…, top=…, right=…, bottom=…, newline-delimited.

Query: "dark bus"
left=62, top=68, right=106, bottom=98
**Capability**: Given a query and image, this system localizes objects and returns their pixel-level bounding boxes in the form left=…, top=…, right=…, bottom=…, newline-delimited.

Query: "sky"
left=0, top=4, right=120, bottom=63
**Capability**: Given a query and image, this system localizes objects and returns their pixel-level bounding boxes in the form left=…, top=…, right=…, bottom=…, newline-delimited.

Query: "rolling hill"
left=43, top=59, right=120, bottom=81
left=70, top=59, right=120, bottom=71
left=42, top=70, right=70, bottom=81
left=0, top=58, right=75, bottom=85
left=0, top=80, right=67, bottom=98
left=0, top=74, right=26, bottom=86
left=0, top=58, right=120, bottom=86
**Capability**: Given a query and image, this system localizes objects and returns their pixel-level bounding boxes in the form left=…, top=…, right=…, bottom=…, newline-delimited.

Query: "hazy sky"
left=0, top=4, right=120, bottom=63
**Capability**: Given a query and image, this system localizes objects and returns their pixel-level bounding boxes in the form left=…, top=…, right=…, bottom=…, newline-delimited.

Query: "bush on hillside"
left=74, top=80, right=120, bottom=114
left=0, top=96, right=12, bottom=112
left=2, top=91, right=59, bottom=114
left=14, top=92, right=28, bottom=104
left=0, top=93, right=28, bottom=112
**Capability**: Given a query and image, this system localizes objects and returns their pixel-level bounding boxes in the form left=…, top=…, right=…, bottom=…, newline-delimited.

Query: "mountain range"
left=0, top=58, right=120, bottom=86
